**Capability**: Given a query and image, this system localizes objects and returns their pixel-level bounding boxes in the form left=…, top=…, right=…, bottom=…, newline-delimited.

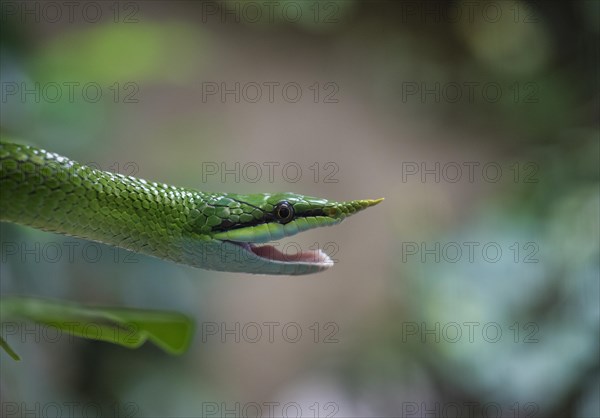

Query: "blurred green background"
left=1, top=0, right=598, bottom=417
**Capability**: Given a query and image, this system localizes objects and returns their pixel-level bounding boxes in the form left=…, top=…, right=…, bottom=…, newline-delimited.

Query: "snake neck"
left=0, top=142, right=217, bottom=264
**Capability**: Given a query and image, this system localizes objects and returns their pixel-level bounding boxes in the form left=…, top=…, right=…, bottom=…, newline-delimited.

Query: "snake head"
left=203, top=193, right=383, bottom=275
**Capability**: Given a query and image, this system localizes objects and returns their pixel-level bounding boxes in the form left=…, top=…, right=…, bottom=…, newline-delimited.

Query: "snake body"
left=0, top=141, right=382, bottom=275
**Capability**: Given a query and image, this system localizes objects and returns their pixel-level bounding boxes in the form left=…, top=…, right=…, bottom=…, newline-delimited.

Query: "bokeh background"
left=1, top=1, right=598, bottom=417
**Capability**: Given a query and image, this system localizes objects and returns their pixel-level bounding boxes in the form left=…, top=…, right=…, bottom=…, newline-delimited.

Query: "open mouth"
left=227, top=241, right=334, bottom=268
left=204, top=198, right=383, bottom=274
left=213, top=217, right=340, bottom=272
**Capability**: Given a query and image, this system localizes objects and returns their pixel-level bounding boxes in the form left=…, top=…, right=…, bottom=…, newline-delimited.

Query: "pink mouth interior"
left=249, top=244, right=333, bottom=266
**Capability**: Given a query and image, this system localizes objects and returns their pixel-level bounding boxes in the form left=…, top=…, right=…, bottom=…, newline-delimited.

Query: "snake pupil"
left=275, top=201, right=294, bottom=223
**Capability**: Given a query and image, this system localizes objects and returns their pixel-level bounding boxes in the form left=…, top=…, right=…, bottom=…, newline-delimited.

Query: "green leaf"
left=1, top=297, right=194, bottom=359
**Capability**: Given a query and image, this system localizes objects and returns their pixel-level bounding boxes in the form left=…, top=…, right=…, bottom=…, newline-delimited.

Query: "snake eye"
left=274, top=201, right=294, bottom=224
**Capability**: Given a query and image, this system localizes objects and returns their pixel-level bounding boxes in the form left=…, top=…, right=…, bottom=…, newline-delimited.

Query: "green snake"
left=0, top=140, right=382, bottom=275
